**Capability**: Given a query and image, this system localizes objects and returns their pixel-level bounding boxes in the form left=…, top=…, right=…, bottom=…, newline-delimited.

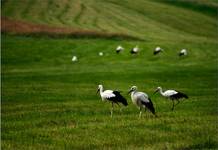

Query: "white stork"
left=130, top=45, right=139, bottom=54
left=72, top=56, right=77, bottom=62
left=116, top=45, right=124, bottom=54
left=97, top=85, right=128, bottom=117
left=154, top=46, right=163, bottom=55
left=128, top=86, right=156, bottom=117
left=179, top=49, right=187, bottom=56
left=154, top=87, right=188, bottom=111
left=99, top=52, right=103, bottom=56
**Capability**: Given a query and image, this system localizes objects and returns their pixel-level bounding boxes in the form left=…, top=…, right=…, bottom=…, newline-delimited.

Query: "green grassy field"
left=2, top=0, right=218, bottom=149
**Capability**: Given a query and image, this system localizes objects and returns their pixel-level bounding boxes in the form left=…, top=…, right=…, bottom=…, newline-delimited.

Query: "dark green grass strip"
left=154, top=0, right=218, bottom=18
left=2, top=32, right=143, bottom=41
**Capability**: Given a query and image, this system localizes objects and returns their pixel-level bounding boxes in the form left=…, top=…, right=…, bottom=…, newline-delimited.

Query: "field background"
left=2, top=0, right=218, bottom=149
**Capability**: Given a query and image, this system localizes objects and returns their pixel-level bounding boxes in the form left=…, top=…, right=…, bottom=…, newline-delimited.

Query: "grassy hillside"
left=2, top=0, right=217, bottom=41
left=1, top=0, right=218, bottom=149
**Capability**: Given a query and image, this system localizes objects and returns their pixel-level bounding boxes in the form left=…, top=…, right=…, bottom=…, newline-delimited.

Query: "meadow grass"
left=1, top=0, right=218, bottom=149
left=2, top=34, right=218, bottom=149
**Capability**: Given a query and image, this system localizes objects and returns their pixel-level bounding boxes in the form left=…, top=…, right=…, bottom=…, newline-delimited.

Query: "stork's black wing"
left=141, top=98, right=156, bottom=115
left=170, top=91, right=188, bottom=100
left=110, top=91, right=128, bottom=106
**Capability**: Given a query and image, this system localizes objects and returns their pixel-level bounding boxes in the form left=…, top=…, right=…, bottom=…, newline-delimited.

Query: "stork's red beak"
left=153, top=89, right=159, bottom=95
left=128, top=89, right=133, bottom=94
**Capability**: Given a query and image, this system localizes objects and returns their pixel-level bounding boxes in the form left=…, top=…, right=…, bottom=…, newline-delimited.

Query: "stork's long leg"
left=174, top=100, right=180, bottom=107
left=116, top=102, right=120, bottom=106
left=144, top=107, right=148, bottom=118
left=111, top=102, right=114, bottom=118
left=171, top=100, right=175, bottom=111
left=119, top=106, right=123, bottom=113
left=139, top=107, right=142, bottom=118
left=115, top=102, right=123, bottom=112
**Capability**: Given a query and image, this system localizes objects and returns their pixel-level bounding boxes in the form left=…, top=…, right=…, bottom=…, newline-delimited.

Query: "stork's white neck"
left=131, top=90, right=137, bottom=97
left=99, top=86, right=104, bottom=94
left=158, top=87, right=164, bottom=96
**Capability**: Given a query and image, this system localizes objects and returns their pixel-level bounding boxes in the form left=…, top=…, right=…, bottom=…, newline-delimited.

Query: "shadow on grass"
left=181, top=138, right=217, bottom=150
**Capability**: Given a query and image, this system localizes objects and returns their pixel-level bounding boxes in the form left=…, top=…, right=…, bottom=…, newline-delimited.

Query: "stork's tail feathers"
left=177, top=92, right=188, bottom=99
left=153, top=51, right=158, bottom=55
left=113, top=91, right=128, bottom=106
left=181, top=92, right=188, bottom=99
left=142, top=98, right=156, bottom=115
left=170, top=91, right=188, bottom=100
left=148, top=103, right=156, bottom=115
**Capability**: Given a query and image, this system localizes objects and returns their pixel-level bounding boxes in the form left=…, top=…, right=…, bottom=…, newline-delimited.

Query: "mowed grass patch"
left=2, top=35, right=218, bottom=149
left=2, top=0, right=217, bottom=41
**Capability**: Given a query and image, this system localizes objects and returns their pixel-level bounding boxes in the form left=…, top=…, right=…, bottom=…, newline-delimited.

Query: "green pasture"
left=2, top=34, right=218, bottom=149
left=1, top=0, right=218, bottom=149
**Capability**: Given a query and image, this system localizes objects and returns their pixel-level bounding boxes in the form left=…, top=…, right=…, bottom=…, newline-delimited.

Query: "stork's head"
left=128, top=86, right=137, bottom=94
left=97, top=85, right=103, bottom=94
left=135, top=45, right=139, bottom=49
left=153, top=87, right=161, bottom=95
